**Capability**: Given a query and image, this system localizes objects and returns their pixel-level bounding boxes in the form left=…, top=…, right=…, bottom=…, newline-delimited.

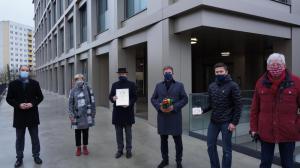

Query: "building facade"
left=33, top=0, right=300, bottom=130
left=0, top=21, right=35, bottom=75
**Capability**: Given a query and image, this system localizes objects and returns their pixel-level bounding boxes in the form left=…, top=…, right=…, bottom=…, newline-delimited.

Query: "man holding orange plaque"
left=151, top=66, right=188, bottom=168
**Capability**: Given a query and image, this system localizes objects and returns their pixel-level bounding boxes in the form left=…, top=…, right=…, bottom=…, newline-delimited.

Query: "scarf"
left=267, top=71, right=286, bottom=96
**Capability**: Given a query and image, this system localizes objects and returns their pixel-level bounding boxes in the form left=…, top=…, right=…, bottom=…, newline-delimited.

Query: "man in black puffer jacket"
left=203, top=62, right=242, bottom=168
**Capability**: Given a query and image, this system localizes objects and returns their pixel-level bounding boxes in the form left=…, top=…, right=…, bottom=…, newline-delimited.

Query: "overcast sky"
left=0, top=0, right=34, bottom=27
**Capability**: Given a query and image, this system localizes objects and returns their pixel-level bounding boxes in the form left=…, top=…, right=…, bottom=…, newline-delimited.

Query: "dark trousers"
left=260, top=140, right=295, bottom=168
left=114, top=125, right=132, bottom=152
left=160, top=135, right=183, bottom=163
left=16, top=126, right=40, bottom=159
left=75, top=128, right=89, bottom=147
left=207, top=122, right=232, bottom=168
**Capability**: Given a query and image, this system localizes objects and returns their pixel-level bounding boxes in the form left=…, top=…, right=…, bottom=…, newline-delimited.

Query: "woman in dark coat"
left=151, top=66, right=188, bottom=168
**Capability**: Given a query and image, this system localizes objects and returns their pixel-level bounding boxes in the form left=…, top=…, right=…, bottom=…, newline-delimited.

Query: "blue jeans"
left=207, top=122, right=232, bottom=168
left=260, top=140, right=295, bottom=168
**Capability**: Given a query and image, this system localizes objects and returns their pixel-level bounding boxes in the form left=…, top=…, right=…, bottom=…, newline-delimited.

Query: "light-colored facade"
left=33, top=0, right=300, bottom=130
left=0, top=21, right=36, bottom=74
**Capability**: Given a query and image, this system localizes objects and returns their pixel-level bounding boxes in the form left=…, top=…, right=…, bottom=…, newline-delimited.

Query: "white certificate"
left=116, top=89, right=129, bottom=106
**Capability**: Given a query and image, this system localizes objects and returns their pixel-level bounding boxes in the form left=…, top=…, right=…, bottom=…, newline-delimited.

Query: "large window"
left=80, top=4, right=87, bottom=43
left=68, top=18, right=74, bottom=49
left=97, top=0, right=108, bottom=33
left=126, top=0, right=147, bottom=18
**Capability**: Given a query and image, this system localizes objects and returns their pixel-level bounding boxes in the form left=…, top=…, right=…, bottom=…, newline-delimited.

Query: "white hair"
left=267, top=53, right=286, bottom=65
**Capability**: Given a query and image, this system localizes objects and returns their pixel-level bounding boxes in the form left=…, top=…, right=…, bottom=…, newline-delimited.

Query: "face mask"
left=119, top=76, right=127, bottom=81
left=20, top=71, right=29, bottom=79
left=215, top=74, right=226, bottom=82
left=75, top=80, right=84, bottom=87
left=164, top=72, right=173, bottom=81
left=268, top=64, right=285, bottom=78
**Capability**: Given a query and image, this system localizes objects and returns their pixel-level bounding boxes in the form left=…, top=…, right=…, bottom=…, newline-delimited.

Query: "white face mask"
left=75, top=80, right=84, bottom=87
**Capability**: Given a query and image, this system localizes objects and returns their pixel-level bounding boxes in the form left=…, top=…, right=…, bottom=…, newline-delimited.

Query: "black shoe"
left=115, top=151, right=123, bottom=159
left=14, top=159, right=23, bottom=168
left=177, top=162, right=182, bottom=168
left=34, top=157, right=43, bottom=165
left=126, top=151, right=132, bottom=159
left=157, top=160, right=169, bottom=168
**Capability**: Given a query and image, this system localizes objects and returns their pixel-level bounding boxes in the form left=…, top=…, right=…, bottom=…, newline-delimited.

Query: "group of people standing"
left=5, top=52, right=300, bottom=168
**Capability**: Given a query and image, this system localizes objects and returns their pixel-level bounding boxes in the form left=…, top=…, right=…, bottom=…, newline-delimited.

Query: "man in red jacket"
left=250, top=53, right=300, bottom=168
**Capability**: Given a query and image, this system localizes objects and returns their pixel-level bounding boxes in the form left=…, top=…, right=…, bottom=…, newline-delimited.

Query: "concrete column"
left=88, top=49, right=94, bottom=87
left=65, top=62, right=71, bottom=96
left=147, top=19, right=192, bottom=129
left=108, top=39, right=121, bottom=109
left=147, top=22, right=164, bottom=127
left=48, top=68, right=52, bottom=91
left=291, top=28, right=300, bottom=76
left=114, top=0, right=124, bottom=29
left=87, top=0, right=94, bottom=42
left=292, top=0, right=300, bottom=15
left=51, top=65, right=56, bottom=92
left=58, top=63, right=64, bottom=95
left=92, top=50, right=110, bottom=107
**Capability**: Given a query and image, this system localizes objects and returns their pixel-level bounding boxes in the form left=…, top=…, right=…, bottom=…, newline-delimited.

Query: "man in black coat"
left=203, top=62, right=242, bottom=168
left=109, top=68, right=137, bottom=159
left=6, top=65, right=44, bottom=168
left=151, top=66, right=188, bottom=168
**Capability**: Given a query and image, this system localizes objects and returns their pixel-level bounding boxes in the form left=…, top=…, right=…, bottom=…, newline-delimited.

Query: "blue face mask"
left=164, top=72, right=173, bottom=81
left=20, top=71, right=29, bottom=79
left=215, top=74, right=226, bottom=82
left=119, top=76, right=127, bottom=81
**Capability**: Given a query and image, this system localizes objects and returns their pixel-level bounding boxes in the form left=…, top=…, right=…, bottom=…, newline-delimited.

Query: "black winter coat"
left=109, top=79, right=137, bottom=125
left=6, top=79, right=44, bottom=128
left=205, top=75, right=242, bottom=125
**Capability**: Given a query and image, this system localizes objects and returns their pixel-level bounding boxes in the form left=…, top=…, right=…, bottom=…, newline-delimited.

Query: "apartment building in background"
left=0, top=21, right=35, bottom=74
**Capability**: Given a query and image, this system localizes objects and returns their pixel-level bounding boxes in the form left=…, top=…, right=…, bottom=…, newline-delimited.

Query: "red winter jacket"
left=250, top=71, right=300, bottom=143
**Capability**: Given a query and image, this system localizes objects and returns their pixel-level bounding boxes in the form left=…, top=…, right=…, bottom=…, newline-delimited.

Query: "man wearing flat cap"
left=109, top=68, right=137, bottom=159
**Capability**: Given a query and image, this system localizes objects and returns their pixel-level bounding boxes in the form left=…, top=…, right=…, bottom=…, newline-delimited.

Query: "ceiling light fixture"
left=221, top=52, right=230, bottom=57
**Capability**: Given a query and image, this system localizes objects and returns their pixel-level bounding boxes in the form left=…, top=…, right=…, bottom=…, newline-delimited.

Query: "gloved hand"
left=249, top=131, right=260, bottom=143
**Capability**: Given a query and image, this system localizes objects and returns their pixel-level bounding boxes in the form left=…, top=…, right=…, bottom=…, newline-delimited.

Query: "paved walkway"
left=0, top=91, right=280, bottom=168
